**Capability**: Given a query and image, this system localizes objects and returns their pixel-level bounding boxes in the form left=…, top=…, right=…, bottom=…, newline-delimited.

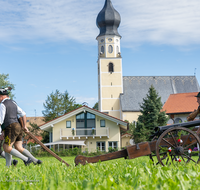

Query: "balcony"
left=60, top=128, right=109, bottom=139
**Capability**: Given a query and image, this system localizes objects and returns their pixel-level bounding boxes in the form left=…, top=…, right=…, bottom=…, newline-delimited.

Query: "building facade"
left=40, top=106, right=128, bottom=152
left=97, top=0, right=200, bottom=123
left=97, top=0, right=123, bottom=119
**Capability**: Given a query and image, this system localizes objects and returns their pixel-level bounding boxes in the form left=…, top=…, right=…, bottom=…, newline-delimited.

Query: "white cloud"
left=0, top=0, right=200, bottom=46
left=76, top=96, right=98, bottom=108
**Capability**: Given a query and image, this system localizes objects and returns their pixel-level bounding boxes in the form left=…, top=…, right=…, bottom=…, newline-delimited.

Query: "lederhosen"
left=2, top=99, right=22, bottom=146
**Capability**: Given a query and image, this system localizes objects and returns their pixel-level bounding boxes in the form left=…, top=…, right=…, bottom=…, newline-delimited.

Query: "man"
left=0, top=87, right=42, bottom=167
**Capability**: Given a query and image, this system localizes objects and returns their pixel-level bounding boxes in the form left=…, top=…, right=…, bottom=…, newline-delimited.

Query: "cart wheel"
left=156, top=126, right=200, bottom=166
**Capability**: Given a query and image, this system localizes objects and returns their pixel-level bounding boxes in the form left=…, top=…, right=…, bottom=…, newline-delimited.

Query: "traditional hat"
left=195, top=92, right=200, bottom=98
left=0, top=87, right=12, bottom=95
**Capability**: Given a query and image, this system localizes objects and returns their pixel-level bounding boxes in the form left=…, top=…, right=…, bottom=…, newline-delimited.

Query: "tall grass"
left=1, top=156, right=200, bottom=189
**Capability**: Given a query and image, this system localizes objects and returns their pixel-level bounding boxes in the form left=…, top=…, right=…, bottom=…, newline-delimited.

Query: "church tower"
left=96, top=0, right=123, bottom=119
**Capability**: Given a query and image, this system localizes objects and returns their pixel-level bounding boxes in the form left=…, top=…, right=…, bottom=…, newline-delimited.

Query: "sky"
left=0, top=0, right=200, bottom=117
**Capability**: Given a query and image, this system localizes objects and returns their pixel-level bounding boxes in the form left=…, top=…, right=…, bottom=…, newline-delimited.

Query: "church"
left=97, top=0, right=200, bottom=123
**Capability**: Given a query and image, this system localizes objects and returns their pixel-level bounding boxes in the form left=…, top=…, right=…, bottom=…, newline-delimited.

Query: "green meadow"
left=1, top=156, right=200, bottom=190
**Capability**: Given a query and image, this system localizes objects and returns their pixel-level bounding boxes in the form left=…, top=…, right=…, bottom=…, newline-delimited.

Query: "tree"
left=93, top=102, right=98, bottom=110
left=133, top=85, right=169, bottom=143
left=42, top=90, right=82, bottom=122
left=0, top=73, right=15, bottom=99
left=23, top=122, right=47, bottom=143
left=41, top=131, right=49, bottom=143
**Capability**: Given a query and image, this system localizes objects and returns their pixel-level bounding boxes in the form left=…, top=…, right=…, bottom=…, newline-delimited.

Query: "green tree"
left=28, top=122, right=42, bottom=136
left=133, top=85, right=169, bottom=143
left=41, top=131, right=49, bottom=143
left=0, top=73, right=15, bottom=99
left=24, top=122, right=49, bottom=143
left=42, top=90, right=82, bottom=122
left=93, top=102, right=98, bottom=110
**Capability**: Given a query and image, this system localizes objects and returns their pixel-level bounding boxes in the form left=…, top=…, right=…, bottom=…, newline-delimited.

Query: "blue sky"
left=1, top=0, right=200, bottom=117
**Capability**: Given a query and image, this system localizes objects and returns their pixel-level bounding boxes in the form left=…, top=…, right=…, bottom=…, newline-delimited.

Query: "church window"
left=116, top=46, right=119, bottom=53
left=108, top=45, right=113, bottom=53
left=108, top=38, right=112, bottom=42
left=101, top=46, right=104, bottom=54
left=109, top=63, right=114, bottom=73
left=101, top=39, right=104, bottom=43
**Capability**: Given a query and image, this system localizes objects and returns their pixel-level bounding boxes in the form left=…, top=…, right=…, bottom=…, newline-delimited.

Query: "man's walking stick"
left=19, top=117, right=70, bottom=166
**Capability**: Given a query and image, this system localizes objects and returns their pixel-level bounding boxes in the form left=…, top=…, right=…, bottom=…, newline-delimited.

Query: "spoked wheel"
left=155, top=126, right=200, bottom=166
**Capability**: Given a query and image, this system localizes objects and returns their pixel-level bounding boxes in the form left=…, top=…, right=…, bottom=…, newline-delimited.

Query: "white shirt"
left=0, top=98, right=26, bottom=126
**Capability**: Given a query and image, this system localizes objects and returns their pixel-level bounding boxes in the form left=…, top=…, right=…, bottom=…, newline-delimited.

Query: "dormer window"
left=109, top=63, right=114, bottom=73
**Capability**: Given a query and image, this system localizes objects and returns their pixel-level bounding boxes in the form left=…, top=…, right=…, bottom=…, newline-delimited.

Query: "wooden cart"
left=75, top=120, right=200, bottom=166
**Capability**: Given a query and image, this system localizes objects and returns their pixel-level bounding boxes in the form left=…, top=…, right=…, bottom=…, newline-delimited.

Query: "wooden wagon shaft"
left=75, top=133, right=199, bottom=166
left=19, top=117, right=70, bottom=166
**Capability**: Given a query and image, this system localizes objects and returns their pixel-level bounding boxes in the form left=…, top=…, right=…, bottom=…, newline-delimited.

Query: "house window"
left=109, top=63, right=114, bottom=73
left=97, top=142, right=105, bottom=151
left=174, top=118, right=182, bottom=124
left=108, top=141, right=118, bottom=149
left=100, top=120, right=105, bottom=127
left=76, top=112, right=96, bottom=135
left=66, top=121, right=71, bottom=128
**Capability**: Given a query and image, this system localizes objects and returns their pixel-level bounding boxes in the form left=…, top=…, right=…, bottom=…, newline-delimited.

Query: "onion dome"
left=96, top=0, right=121, bottom=38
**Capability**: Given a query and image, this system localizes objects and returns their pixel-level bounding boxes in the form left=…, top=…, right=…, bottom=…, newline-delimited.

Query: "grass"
left=1, top=156, right=200, bottom=189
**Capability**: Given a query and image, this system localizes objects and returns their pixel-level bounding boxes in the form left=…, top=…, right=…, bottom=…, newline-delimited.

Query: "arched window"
left=101, top=46, right=104, bottom=54
left=174, top=118, right=182, bottom=124
left=109, top=63, right=114, bottom=73
left=116, top=46, right=119, bottom=54
left=108, top=45, right=113, bottom=53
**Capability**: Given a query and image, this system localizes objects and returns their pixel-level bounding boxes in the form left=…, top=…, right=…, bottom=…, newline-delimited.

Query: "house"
left=121, top=133, right=134, bottom=148
left=96, top=0, right=200, bottom=122
left=162, top=92, right=200, bottom=124
left=39, top=106, right=128, bottom=152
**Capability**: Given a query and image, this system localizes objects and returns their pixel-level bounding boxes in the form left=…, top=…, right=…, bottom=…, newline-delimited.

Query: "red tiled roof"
left=162, top=92, right=199, bottom=114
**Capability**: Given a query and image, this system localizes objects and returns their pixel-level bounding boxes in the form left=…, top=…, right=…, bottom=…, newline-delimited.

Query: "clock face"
left=101, top=39, right=104, bottom=43
left=108, top=38, right=112, bottom=42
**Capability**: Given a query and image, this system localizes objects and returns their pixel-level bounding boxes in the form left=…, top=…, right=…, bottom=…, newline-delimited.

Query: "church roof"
left=120, top=76, right=200, bottom=112
left=96, top=0, right=121, bottom=38
left=162, top=92, right=199, bottom=114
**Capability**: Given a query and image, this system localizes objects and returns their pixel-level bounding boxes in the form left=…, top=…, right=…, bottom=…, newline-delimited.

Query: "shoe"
left=34, top=159, right=42, bottom=165
left=24, top=157, right=33, bottom=166
left=12, top=159, right=18, bottom=166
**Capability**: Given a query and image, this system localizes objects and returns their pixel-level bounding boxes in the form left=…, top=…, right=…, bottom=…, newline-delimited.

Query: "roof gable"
left=40, top=106, right=128, bottom=130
